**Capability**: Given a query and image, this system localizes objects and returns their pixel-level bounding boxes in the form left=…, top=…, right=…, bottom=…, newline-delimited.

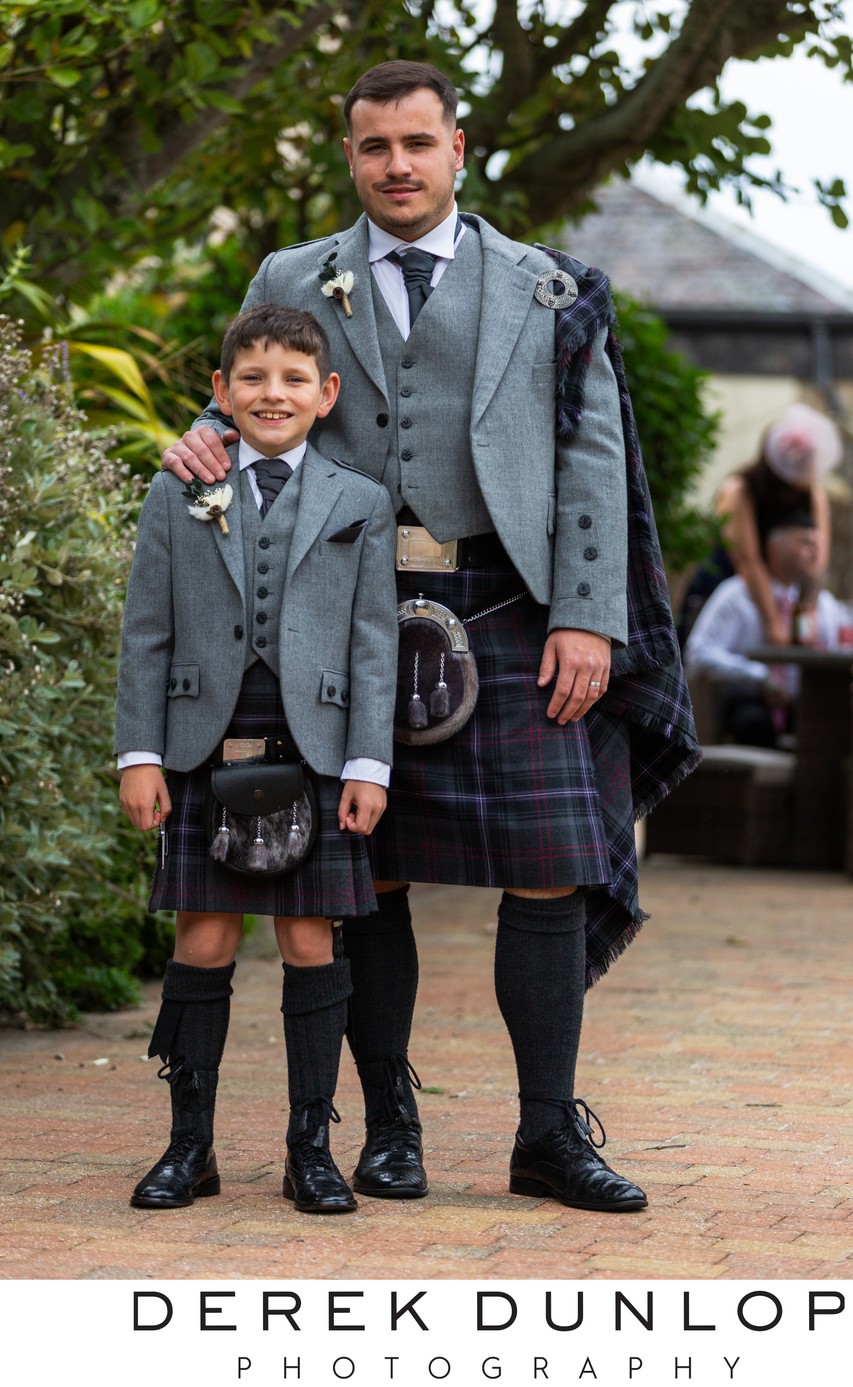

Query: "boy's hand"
left=119, top=765, right=172, bottom=831
left=338, top=781, right=387, bottom=835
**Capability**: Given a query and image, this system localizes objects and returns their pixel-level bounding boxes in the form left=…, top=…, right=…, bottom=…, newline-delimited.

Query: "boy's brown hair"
left=220, top=305, right=332, bottom=383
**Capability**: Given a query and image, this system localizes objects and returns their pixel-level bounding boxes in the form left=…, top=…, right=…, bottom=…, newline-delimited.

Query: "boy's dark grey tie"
left=385, top=246, right=438, bottom=324
left=252, top=456, right=293, bottom=516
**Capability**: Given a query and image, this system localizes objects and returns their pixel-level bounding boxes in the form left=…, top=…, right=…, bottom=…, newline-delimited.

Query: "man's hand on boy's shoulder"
left=338, top=781, right=387, bottom=836
left=119, top=765, right=172, bottom=832
left=162, top=426, right=239, bottom=485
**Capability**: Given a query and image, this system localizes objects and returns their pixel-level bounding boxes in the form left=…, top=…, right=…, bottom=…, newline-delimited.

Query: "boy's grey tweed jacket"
left=114, top=443, right=398, bottom=776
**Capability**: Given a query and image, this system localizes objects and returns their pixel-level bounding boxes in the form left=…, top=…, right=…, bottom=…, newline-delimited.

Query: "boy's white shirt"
left=118, top=437, right=390, bottom=787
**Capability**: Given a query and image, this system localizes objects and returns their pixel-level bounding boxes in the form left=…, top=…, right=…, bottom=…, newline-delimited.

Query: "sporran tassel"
left=286, top=804, right=303, bottom=860
left=430, top=652, right=450, bottom=719
left=209, top=804, right=231, bottom=862
left=247, top=816, right=269, bottom=872
left=408, top=650, right=429, bottom=729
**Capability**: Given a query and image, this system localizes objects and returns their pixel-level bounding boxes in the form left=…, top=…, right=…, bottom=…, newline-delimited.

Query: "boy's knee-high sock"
left=281, top=957, right=352, bottom=1141
left=147, top=959, right=235, bottom=1147
left=494, top=891, right=587, bottom=1142
left=341, top=886, right=420, bottom=1124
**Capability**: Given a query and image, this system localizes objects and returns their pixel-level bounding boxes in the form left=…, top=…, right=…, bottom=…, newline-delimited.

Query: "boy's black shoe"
left=283, top=1124, right=357, bottom=1213
left=509, top=1112, right=648, bottom=1212
left=352, top=1111, right=428, bottom=1199
left=130, top=1137, right=220, bottom=1208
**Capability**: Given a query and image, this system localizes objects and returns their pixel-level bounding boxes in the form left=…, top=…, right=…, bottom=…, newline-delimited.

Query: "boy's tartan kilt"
left=369, top=554, right=613, bottom=894
left=149, top=661, right=377, bottom=918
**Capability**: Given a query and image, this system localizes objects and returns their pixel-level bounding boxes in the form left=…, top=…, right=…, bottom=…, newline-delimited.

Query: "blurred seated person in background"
left=684, top=517, right=848, bottom=749
left=679, top=404, right=842, bottom=646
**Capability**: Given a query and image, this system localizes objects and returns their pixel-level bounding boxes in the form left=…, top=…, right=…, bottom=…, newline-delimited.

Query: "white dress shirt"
left=119, top=437, right=390, bottom=786
left=367, top=202, right=465, bottom=338
left=684, top=575, right=846, bottom=693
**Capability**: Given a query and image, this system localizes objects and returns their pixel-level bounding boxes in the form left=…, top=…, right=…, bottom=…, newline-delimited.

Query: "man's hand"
left=161, top=425, right=239, bottom=485
left=338, top=780, right=387, bottom=835
left=538, top=629, right=611, bottom=724
left=119, top=765, right=172, bottom=831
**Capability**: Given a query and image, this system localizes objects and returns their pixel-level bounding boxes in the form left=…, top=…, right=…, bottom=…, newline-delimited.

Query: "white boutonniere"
left=319, top=254, right=355, bottom=317
left=182, top=479, right=233, bottom=534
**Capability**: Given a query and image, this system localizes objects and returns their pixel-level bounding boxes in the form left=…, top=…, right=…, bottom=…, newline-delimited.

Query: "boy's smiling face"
left=212, top=342, right=340, bottom=457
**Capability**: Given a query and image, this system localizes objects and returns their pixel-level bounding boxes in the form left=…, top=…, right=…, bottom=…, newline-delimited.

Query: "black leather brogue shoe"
left=509, top=1103, right=647, bottom=1213
left=283, top=1124, right=358, bottom=1214
left=352, top=1112, right=429, bottom=1199
left=130, top=1136, right=220, bottom=1209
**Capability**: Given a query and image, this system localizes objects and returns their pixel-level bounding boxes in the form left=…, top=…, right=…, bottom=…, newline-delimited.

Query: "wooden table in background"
left=749, top=646, right=853, bottom=873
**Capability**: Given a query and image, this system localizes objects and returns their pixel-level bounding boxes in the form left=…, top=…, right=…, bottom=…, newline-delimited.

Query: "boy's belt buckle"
left=396, top=525, right=458, bottom=572
left=222, top=737, right=266, bottom=762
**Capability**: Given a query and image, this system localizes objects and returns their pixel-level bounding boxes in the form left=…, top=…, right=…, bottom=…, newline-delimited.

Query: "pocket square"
left=327, top=519, right=368, bottom=543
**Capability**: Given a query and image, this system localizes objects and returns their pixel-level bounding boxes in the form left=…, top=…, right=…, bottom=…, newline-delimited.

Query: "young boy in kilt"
left=115, top=304, right=398, bottom=1213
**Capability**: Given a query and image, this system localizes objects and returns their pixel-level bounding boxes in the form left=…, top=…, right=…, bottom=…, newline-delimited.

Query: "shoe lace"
left=521, top=1094, right=607, bottom=1150
left=380, top=1054, right=422, bottom=1124
left=290, top=1097, right=341, bottom=1156
left=161, top=1132, right=203, bottom=1161
left=570, top=1098, right=606, bottom=1149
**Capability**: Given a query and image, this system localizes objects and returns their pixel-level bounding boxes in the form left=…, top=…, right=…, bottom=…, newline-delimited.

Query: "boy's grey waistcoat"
left=115, top=444, right=398, bottom=775
left=198, top=214, right=629, bottom=645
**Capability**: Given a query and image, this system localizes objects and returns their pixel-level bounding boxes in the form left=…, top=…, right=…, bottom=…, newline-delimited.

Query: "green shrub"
left=0, top=318, right=172, bottom=1025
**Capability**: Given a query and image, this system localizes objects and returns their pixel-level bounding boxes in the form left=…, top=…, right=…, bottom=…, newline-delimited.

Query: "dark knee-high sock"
left=281, top=956, right=352, bottom=1141
left=148, top=959, right=235, bottom=1146
left=341, top=886, right=420, bottom=1125
left=494, top=891, right=587, bottom=1142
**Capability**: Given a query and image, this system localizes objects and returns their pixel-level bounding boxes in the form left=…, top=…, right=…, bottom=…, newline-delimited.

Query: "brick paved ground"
left=1, top=858, right=851, bottom=1281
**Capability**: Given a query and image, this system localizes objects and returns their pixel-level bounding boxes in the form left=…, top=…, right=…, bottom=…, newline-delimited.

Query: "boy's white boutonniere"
left=319, top=254, right=355, bottom=318
left=182, top=478, right=233, bottom=535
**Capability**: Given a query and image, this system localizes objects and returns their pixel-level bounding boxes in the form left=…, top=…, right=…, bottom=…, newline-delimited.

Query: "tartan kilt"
left=149, top=661, right=377, bottom=918
left=368, top=552, right=612, bottom=890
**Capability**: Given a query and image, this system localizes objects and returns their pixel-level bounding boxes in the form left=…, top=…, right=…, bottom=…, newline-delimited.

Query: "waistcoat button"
left=577, top=582, right=591, bottom=597
left=402, top=358, right=414, bottom=368
left=583, top=546, right=598, bottom=561
left=578, top=514, right=592, bottom=530
left=257, top=586, right=269, bottom=599
left=401, top=449, right=413, bottom=461
left=400, top=417, right=412, bottom=429
left=400, top=386, right=412, bottom=397
left=259, top=536, right=271, bottom=549
left=256, top=636, right=267, bottom=648
left=256, top=611, right=268, bottom=624
left=257, top=561, right=269, bottom=574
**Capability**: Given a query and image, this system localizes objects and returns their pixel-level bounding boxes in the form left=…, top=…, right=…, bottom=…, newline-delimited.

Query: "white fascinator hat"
left=764, top=403, right=843, bottom=486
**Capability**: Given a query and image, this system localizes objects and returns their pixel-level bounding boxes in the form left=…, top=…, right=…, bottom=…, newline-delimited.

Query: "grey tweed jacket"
left=197, top=214, right=629, bottom=645
left=114, top=443, right=398, bottom=775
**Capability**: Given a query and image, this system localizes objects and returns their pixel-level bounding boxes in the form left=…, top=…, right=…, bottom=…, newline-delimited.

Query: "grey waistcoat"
left=371, top=227, right=495, bottom=539
left=240, top=465, right=303, bottom=676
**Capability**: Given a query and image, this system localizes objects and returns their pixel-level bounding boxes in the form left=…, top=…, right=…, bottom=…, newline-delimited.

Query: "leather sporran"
left=205, top=759, right=319, bottom=876
left=394, top=596, right=479, bottom=746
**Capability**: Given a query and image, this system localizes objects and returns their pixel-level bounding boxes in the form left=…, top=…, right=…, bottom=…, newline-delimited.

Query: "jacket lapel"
left=470, top=217, right=540, bottom=427
left=318, top=217, right=388, bottom=402
left=210, top=443, right=246, bottom=605
left=286, top=444, right=344, bottom=581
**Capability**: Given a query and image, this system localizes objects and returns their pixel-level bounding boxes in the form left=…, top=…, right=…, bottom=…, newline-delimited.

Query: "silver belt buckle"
left=396, top=524, right=458, bottom=572
left=222, top=737, right=266, bottom=762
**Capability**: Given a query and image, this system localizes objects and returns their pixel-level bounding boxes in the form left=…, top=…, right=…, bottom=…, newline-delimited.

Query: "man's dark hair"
left=343, top=60, right=458, bottom=130
left=220, top=305, right=332, bottom=383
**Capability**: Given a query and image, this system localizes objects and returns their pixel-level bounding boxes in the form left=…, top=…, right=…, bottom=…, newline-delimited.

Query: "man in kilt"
left=163, top=61, right=699, bottom=1212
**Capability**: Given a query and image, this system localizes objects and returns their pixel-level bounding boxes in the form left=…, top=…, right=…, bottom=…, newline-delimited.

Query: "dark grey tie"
left=386, top=246, right=438, bottom=325
left=252, top=456, right=293, bottom=517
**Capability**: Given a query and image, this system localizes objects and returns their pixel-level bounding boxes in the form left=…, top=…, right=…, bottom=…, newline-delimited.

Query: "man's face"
left=344, top=88, right=464, bottom=241
left=768, top=526, right=821, bottom=585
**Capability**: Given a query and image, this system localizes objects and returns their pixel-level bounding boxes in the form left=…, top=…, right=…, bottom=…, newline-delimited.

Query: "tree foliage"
left=1, top=1, right=849, bottom=299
